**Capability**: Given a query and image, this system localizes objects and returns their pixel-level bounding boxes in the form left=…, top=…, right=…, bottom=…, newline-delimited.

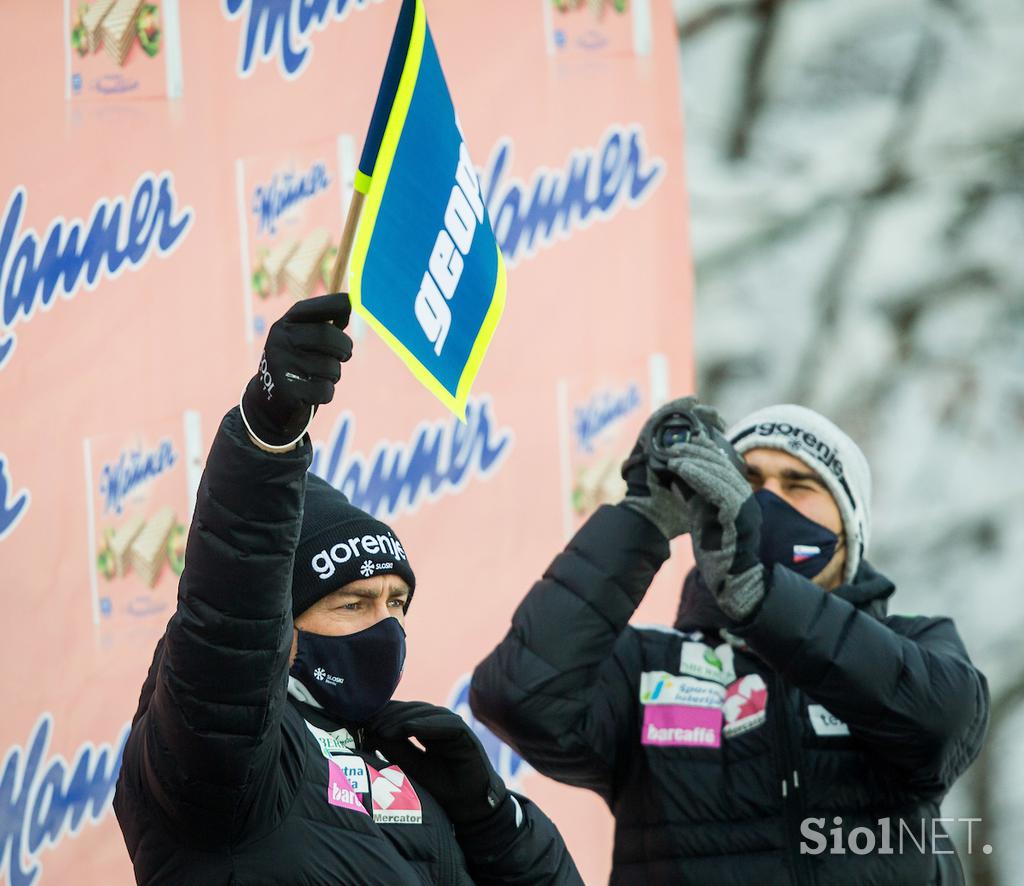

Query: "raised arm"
left=471, top=504, right=668, bottom=800
left=116, top=295, right=353, bottom=841
left=736, top=565, right=990, bottom=795
left=471, top=398, right=723, bottom=799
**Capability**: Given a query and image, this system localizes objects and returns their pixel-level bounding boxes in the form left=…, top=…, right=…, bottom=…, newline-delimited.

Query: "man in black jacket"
left=114, top=293, right=582, bottom=885
left=471, top=396, right=989, bottom=885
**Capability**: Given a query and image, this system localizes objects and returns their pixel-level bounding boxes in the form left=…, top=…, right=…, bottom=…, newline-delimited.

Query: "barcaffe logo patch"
left=679, top=641, right=736, bottom=685
left=641, top=704, right=722, bottom=749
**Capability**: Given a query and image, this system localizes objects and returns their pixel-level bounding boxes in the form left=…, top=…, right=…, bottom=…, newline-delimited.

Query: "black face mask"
left=755, top=489, right=840, bottom=580
left=290, top=617, right=406, bottom=724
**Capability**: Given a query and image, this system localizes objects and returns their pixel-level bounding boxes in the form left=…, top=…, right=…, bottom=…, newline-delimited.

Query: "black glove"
left=621, top=396, right=725, bottom=539
left=240, top=293, right=353, bottom=448
left=365, top=701, right=507, bottom=826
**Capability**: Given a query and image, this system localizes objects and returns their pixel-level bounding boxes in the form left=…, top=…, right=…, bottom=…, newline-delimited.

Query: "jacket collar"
left=287, top=678, right=361, bottom=745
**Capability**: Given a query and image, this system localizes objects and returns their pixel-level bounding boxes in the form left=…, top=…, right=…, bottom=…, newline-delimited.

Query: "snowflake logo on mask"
left=360, top=560, right=375, bottom=577
left=313, top=667, right=326, bottom=681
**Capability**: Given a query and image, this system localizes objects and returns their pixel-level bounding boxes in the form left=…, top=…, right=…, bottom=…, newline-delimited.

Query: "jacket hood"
left=673, top=561, right=896, bottom=633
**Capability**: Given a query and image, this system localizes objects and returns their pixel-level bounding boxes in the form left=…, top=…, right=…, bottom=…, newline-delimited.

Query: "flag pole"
left=329, top=189, right=366, bottom=294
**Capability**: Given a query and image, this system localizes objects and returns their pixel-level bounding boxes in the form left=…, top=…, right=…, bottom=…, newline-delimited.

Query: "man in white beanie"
left=725, top=403, right=871, bottom=590
left=472, top=396, right=989, bottom=886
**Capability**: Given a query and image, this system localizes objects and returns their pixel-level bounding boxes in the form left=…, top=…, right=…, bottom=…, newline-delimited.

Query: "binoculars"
left=648, top=409, right=746, bottom=487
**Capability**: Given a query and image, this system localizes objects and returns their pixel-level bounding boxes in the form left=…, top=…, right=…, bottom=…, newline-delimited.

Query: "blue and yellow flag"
left=349, top=0, right=506, bottom=419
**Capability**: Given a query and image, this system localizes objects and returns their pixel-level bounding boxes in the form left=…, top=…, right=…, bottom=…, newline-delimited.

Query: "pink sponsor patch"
left=327, top=759, right=369, bottom=815
left=368, top=763, right=424, bottom=824
left=641, top=704, right=722, bottom=748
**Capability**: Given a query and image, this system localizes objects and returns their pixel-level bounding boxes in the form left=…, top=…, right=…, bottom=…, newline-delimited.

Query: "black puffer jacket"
left=114, top=408, right=581, bottom=886
left=470, top=504, right=989, bottom=886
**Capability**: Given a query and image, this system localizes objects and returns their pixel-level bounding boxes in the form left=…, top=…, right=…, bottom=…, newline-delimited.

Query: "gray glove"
left=662, top=431, right=766, bottom=621
left=621, top=397, right=725, bottom=540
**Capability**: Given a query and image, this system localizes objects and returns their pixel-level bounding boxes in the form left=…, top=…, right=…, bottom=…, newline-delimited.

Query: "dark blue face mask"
left=754, top=489, right=839, bottom=579
left=290, top=616, right=406, bottom=724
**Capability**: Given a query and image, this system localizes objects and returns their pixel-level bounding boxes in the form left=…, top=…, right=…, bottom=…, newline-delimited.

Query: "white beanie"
left=725, top=405, right=871, bottom=585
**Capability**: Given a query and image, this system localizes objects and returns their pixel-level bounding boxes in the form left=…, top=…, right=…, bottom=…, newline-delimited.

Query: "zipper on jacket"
left=770, top=672, right=813, bottom=886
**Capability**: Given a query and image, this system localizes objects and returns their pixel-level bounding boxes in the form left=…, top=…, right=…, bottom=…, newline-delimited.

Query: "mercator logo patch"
left=723, top=674, right=768, bottom=738
left=369, top=763, right=423, bottom=824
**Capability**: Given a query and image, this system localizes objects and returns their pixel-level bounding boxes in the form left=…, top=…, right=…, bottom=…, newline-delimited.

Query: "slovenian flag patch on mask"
left=792, top=544, right=821, bottom=563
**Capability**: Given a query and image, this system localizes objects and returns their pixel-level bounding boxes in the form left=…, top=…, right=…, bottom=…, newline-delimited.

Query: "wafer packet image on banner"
left=83, top=411, right=203, bottom=650
left=66, top=0, right=183, bottom=100
left=556, top=354, right=669, bottom=539
left=235, top=135, right=358, bottom=347
left=542, top=0, right=652, bottom=57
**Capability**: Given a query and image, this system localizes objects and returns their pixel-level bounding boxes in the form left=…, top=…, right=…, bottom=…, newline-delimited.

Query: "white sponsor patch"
left=640, top=671, right=726, bottom=709
left=679, top=641, right=736, bottom=685
left=304, top=721, right=356, bottom=757
left=329, top=754, right=370, bottom=793
left=808, top=704, right=850, bottom=737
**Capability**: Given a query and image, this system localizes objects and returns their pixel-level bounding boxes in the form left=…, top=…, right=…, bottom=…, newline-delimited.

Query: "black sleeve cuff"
left=454, top=793, right=519, bottom=859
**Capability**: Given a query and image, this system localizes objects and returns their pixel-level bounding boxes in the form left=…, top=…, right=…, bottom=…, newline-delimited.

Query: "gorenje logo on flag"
left=414, top=141, right=486, bottom=357
left=347, top=0, right=506, bottom=419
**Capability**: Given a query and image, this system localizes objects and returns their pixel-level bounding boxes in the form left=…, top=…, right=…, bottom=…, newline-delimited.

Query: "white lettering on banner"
left=0, top=453, right=30, bottom=543
left=308, top=396, right=513, bottom=523
left=223, top=0, right=383, bottom=80
left=808, top=704, right=851, bottom=737
left=481, top=124, right=664, bottom=266
left=0, top=715, right=129, bottom=886
left=0, top=173, right=194, bottom=375
left=415, top=143, right=487, bottom=356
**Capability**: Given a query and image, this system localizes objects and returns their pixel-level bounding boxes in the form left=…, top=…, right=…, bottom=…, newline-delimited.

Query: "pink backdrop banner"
left=0, top=2, right=694, bottom=883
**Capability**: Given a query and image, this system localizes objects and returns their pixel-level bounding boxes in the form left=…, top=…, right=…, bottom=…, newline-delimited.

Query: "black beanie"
left=291, top=474, right=416, bottom=618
